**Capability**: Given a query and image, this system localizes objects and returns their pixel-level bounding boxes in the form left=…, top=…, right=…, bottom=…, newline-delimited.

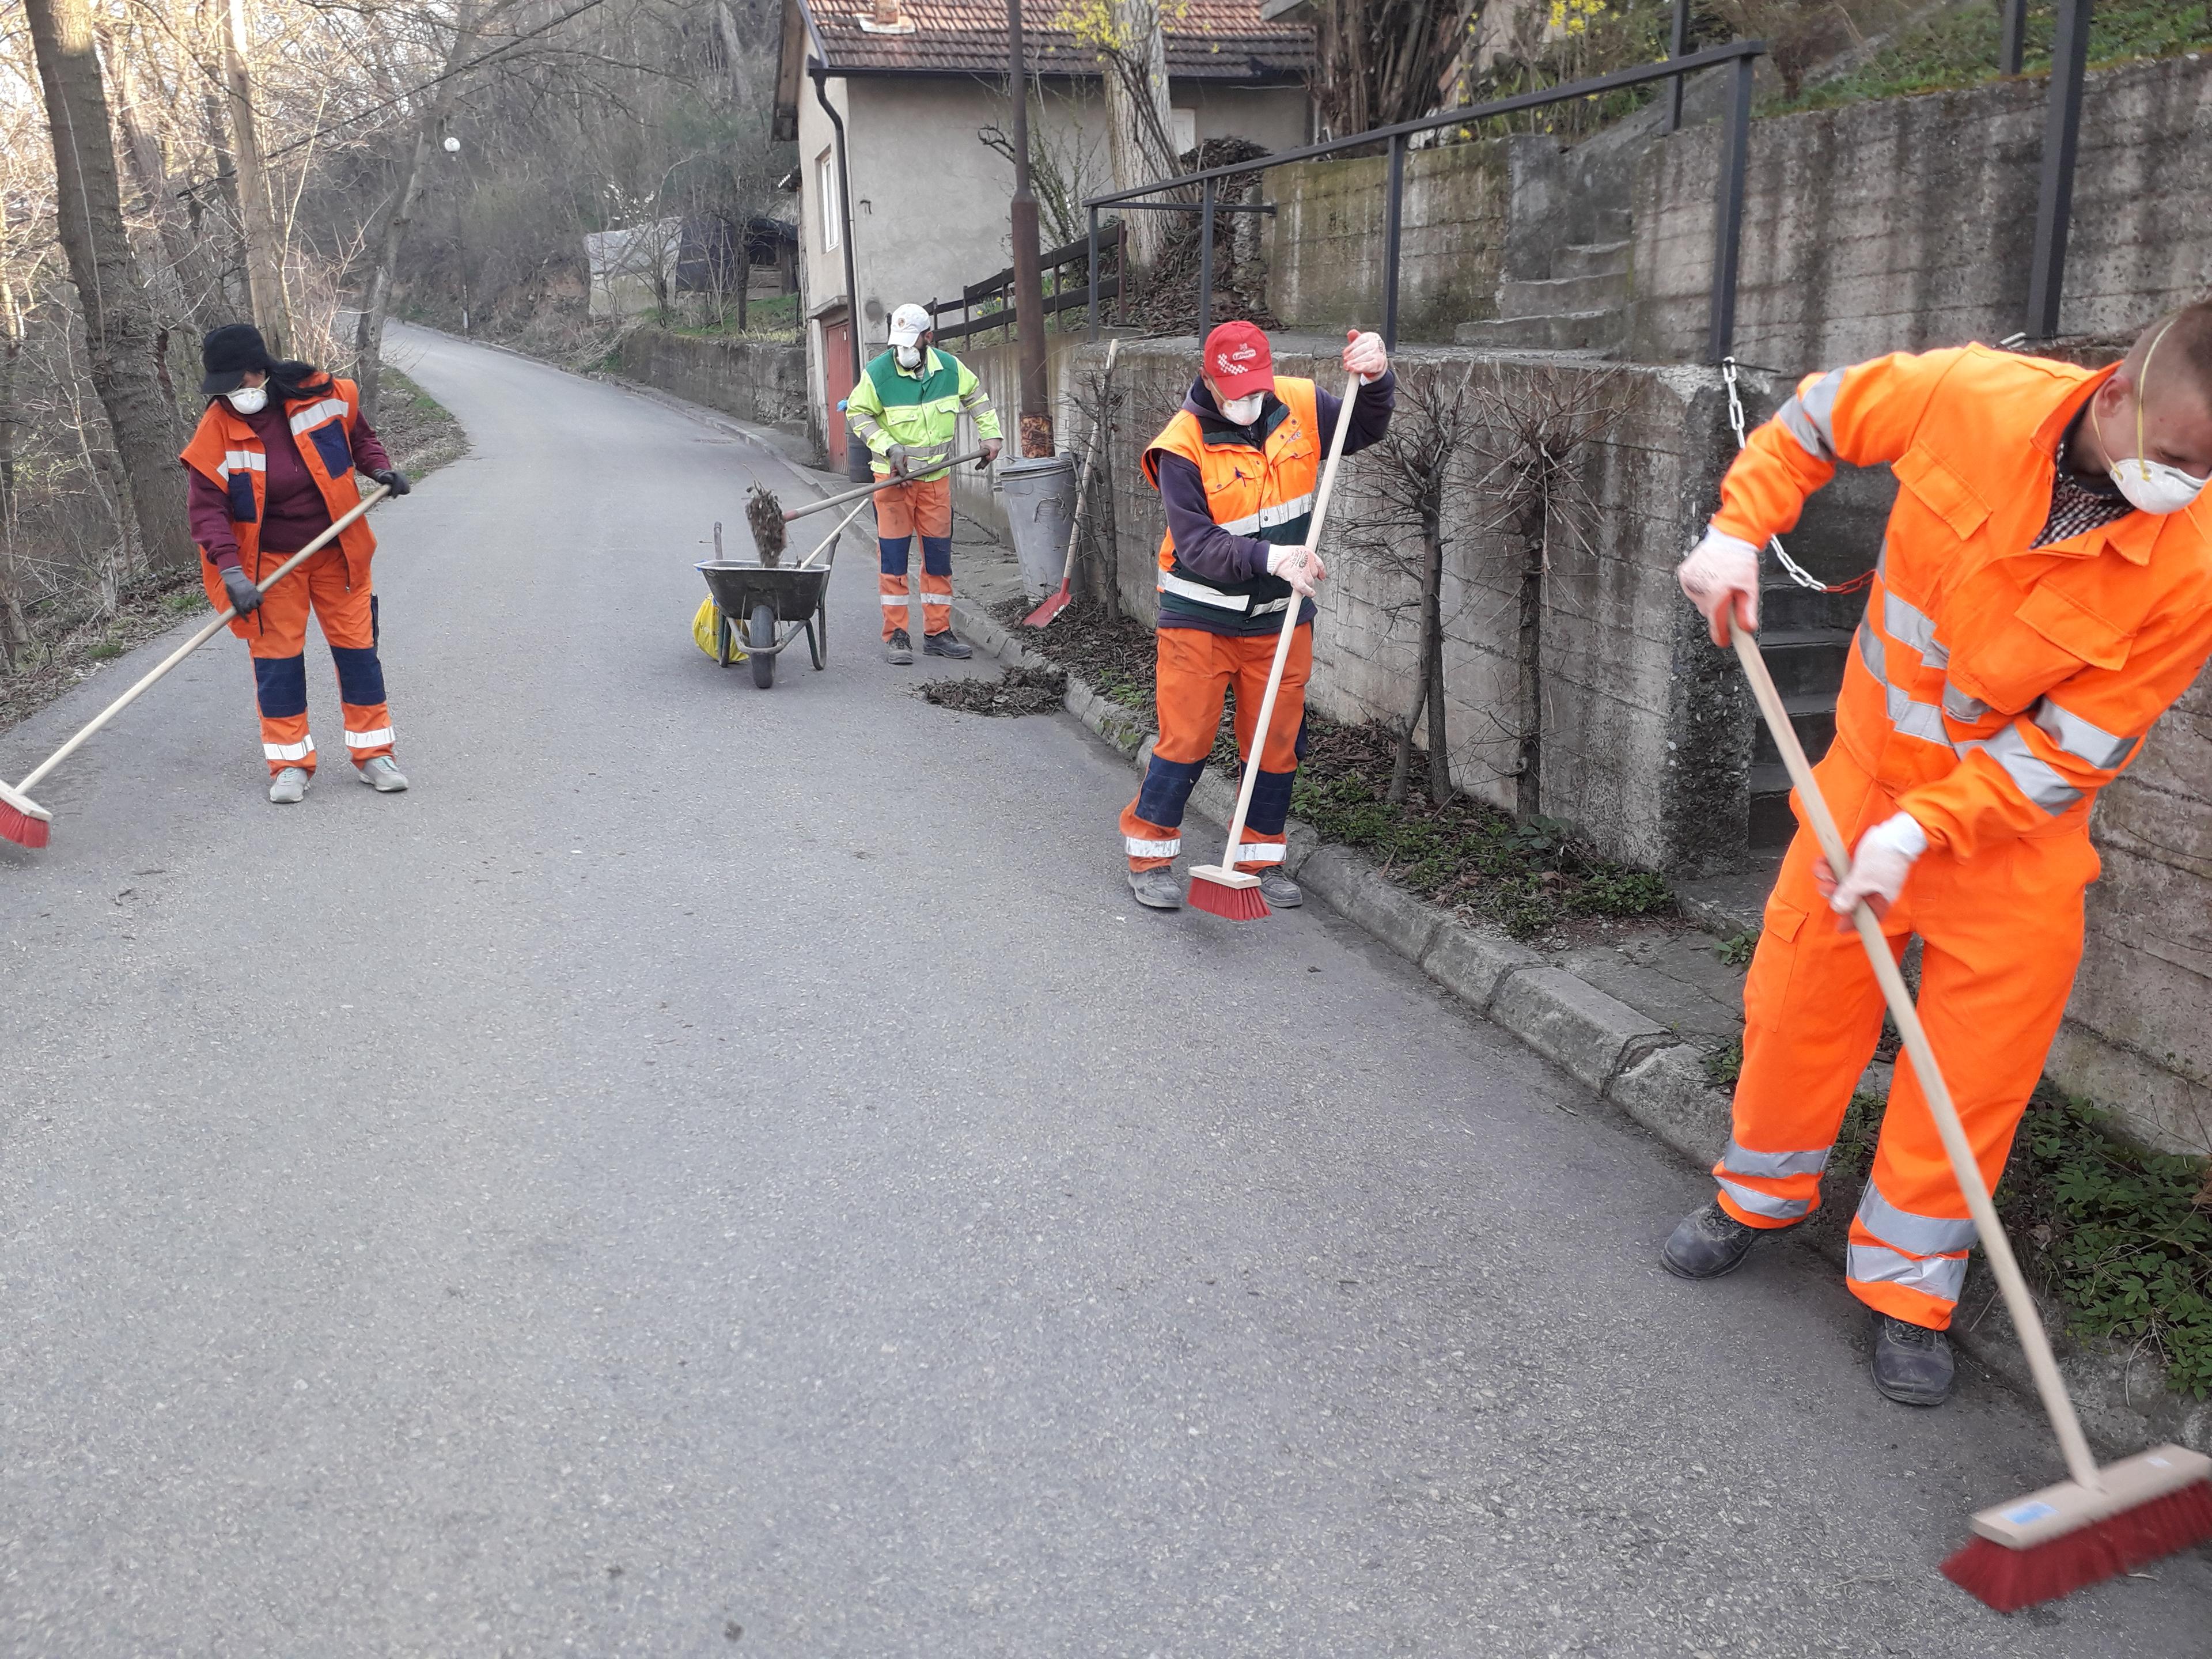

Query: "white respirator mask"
left=2096, top=320, right=2210, bottom=516
left=224, top=385, right=268, bottom=415
left=893, top=342, right=923, bottom=370
left=1218, top=391, right=1266, bottom=426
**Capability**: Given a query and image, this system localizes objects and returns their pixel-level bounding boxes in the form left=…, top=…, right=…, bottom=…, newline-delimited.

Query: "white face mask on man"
left=1218, top=390, right=1266, bottom=426
left=893, top=342, right=923, bottom=370
left=2095, top=320, right=2210, bottom=516
left=224, top=385, right=269, bottom=415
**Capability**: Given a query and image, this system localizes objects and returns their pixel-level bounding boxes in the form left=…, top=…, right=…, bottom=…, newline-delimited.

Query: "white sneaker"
left=355, top=756, right=408, bottom=793
left=268, top=766, right=309, bottom=805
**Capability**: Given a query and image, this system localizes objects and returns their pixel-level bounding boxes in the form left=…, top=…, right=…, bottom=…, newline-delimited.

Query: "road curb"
left=946, top=595, right=2209, bottom=1457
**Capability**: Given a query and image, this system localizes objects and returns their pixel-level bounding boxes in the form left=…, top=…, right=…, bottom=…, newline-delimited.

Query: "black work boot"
left=1870, top=1312, right=1954, bottom=1406
left=885, top=628, right=914, bottom=665
left=1660, top=1197, right=1774, bottom=1280
left=923, top=627, right=972, bottom=660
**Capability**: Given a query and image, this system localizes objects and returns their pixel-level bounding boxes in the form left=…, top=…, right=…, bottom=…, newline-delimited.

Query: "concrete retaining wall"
left=615, top=328, right=810, bottom=434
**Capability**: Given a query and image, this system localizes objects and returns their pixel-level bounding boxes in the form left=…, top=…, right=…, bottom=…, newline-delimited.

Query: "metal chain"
left=1720, top=357, right=1874, bottom=596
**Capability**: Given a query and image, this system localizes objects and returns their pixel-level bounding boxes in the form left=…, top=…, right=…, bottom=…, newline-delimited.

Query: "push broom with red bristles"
left=1730, top=619, right=2212, bottom=1611
left=0, top=486, right=388, bottom=851
left=1187, top=369, right=1362, bottom=921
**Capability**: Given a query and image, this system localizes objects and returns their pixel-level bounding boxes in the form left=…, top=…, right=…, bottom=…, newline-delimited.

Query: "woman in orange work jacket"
left=1664, top=304, right=2212, bottom=1408
left=183, top=324, right=411, bottom=805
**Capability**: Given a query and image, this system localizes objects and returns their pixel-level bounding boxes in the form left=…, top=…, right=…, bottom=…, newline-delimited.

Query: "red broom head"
left=1188, top=873, right=1270, bottom=921
left=1941, top=1479, right=2212, bottom=1612
left=0, top=796, right=50, bottom=850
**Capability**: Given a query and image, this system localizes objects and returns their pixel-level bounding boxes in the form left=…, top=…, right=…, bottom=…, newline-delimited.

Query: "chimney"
left=871, top=0, right=902, bottom=25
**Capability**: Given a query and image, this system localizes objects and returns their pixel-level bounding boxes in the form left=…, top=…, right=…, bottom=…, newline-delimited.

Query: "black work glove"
left=368, top=468, right=411, bottom=497
left=219, top=565, right=264, bottom=617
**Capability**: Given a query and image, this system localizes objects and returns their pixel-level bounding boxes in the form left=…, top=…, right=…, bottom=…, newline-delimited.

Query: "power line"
left=263, top=0, right=616, bottom=160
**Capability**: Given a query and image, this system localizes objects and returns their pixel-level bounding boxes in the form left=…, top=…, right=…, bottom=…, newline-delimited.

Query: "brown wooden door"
left=821, top=312, right=854, bottom=463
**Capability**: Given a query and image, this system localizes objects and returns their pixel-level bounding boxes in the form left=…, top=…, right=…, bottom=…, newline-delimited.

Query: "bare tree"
left=1066, top=0, right=1179, bottom=280
left=222, top=0, right=291, bottom=347
left=22, top=0, right=195, bottom=575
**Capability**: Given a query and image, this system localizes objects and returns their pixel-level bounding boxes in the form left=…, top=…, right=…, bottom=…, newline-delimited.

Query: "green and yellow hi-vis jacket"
left=845, top=346, right=1001, bottom=480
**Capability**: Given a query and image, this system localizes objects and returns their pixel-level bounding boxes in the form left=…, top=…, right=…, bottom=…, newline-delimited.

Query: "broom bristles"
left=1941, top=1479, right=2212, bottom=1611
left=745, top=484, right=786, bottom=566
left=1188, top=870, right=1270, bottom=921
left=0, top=791, right=51, bottom=850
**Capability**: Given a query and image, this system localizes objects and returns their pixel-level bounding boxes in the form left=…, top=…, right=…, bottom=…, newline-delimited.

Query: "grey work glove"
left=219, top=565, right=264, bottom=617
left=368, top=467, right=411, bottom=497
left=979, top=438, right=1003, bottom=465
left=884, top=444, right=911, bottom=480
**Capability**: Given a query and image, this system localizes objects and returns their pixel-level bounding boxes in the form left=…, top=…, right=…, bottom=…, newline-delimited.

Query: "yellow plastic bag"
left=693, top=596, right=744, bottom=662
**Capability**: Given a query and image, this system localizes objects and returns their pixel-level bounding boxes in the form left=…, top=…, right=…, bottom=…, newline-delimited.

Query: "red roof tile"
left=804, top=0, right=1312, bottom=79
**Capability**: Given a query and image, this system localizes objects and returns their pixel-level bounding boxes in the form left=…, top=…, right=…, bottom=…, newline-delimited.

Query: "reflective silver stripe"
left=342, top=727, right=395, bottom=749
left=1158, top=571, right=1250, bottom=611
left=1858, top=620, right=1950, bottom=744
left=1855, top=1182, right=1978, bottom=1255
left=1847, top=1241, right=1968, bottom=1302
left=1717, top=1176, right=1811, bottom=1222
left=2033, top=698, right=2138, bottom=770
left=1964, top=725, right=2083, bottom=814
left=287, top=397, right=350, bottom=435
left=1797, top=367, right=1846, bottom=456
left=879, top=593, right=911, bottom=607
left=1217, top=491, right=1317, bottom=536
left=262, top=735, right=315, bottom=762
left=1775, top=397, right=1833, bottom=462
left=1233, top=842, right=1286, bottom=865
left=1721, top=1139, right=1831, bottom=1180
left=1126, top=836, right=1180, bottom=857
left=1882, top=588, right=1946, bottom=666
left=1942, top=682, right=1988, bottom=721
left=1856, top=620, right=1885, bottom=681
left=219, top=449, right=266, bottom=480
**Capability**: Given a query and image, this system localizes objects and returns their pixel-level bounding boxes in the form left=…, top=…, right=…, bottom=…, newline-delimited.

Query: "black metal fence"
left=1083, top=39, right=1768, bottom=363
left=926, top=221, right=1122, bottom=345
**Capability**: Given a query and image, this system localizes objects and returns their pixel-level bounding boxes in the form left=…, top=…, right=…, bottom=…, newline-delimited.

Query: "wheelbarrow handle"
left=782, top=449, right=991, bottom=522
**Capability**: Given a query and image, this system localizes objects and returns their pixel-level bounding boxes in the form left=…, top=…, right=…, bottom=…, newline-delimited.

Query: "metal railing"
left=1082, top=39, right=1768, bottom=363
left=927, top=221, right=1122, bottom=345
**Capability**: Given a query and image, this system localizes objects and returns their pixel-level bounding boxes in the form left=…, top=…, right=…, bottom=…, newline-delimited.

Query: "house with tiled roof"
left=771, top=0, right=1313, bottom=462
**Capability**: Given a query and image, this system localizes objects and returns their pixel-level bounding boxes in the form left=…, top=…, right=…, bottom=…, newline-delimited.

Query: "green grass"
left=664, top=294, right=800, bottom=341
left=1777, top=0, right=2212, bottom=114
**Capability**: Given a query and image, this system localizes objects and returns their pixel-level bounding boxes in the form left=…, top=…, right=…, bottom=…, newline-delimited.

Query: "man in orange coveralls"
left=1662, top=304, right=2212, bottom=1406
left=1118, top=322, right=1394, bottom=911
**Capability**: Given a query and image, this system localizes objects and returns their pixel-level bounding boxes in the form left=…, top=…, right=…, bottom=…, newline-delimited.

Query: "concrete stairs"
left=1745, top=577, right=1857, bottom=849
left=1456, top=209, right=1634, bottom=355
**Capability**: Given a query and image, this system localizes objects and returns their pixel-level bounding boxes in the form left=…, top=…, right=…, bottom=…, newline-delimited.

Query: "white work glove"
left=1678, top=526, right=1762, bottom=647
left=1267, top=543, right=1328, bottom=597
left=1817, top=812, right=1927, bottom=918
left=1343, top=328, right=1388, bottom=384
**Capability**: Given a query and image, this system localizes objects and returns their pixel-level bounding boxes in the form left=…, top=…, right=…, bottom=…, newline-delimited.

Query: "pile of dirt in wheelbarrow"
left=919, top=666, right=1067, bottom=716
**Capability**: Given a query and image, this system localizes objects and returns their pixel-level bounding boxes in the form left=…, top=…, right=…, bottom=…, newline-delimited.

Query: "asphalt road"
left=4, top=327, right=2207, bottom=1657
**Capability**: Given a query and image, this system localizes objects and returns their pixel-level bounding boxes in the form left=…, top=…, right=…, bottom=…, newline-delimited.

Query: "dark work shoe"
left=1870, top=1312, right=1954, bottom=1406
left=923, top=628, right=972, bottom=660
left=885, top=628, right=914, bottom=665
left=1257, top=869, right=1302, bottom=908
left=1128, top=867, right=1184, bottom=910
left=1661, top=1197, right=1772, bottom=1280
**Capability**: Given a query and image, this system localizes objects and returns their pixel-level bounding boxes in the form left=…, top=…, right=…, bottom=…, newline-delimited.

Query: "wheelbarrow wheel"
left=749, top=601, right=776, bottom=690
left=715, top=607, right=736, bottom=668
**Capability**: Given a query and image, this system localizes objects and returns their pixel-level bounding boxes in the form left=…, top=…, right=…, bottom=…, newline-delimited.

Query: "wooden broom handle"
left=17, top=486, right=389, bottom=798
left=1219, top=372, right=1362, bottom=859
left=1729, top=623, right=2100, bottom=1489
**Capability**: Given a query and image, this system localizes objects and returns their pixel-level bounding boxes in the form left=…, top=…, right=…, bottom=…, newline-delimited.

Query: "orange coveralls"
left=1711, top=346, right=2212, bottom=1329
left=181, top=381, right=392, bottom=776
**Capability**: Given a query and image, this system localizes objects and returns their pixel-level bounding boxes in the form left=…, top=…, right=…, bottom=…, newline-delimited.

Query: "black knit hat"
left=199, top=323, right=277, bottom=395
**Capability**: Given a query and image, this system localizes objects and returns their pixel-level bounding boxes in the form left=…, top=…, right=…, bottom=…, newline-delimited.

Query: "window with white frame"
left=818, top=151, right=840, bottom=253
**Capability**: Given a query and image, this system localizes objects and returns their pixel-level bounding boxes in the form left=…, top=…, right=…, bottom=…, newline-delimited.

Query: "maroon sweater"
left=187, top=396, right=393, bottom=570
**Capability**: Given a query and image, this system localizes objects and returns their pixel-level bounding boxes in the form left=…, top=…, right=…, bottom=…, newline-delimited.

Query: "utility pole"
left=1006, top=0, right=1052, bottom=456
left=224, top=0, right=290, bottom=351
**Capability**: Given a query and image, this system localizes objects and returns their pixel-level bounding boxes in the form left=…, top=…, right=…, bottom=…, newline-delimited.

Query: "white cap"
left=887, top=302, right=930, bottom=347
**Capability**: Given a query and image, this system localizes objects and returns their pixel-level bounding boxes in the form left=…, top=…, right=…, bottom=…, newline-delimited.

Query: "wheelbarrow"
left=693, top=500, right=863, bottom=689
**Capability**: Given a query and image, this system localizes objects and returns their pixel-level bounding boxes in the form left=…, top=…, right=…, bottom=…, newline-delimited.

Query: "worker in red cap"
left=1119, top=323, right=1393, bottom=910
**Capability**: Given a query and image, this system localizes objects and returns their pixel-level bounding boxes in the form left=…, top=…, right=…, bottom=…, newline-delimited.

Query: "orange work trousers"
left=874, top=475, right=953, bottom=641
left=1120, top=621, right=1310, bottom=872
left=1716, top=746, right=2096, bottom=1330
left=202, top=546, right=393, bottom=776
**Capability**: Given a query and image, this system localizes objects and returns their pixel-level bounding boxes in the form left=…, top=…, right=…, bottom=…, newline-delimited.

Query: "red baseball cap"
left=1202, top=321, right=1274, bottom=397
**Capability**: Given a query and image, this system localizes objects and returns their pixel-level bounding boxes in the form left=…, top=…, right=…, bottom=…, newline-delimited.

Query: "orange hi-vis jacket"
left=1140, top=376, right=1321, bottom=631
left=1714, top=346, right=2212, bottom=858
left=181, top=378, right=377, bottom=620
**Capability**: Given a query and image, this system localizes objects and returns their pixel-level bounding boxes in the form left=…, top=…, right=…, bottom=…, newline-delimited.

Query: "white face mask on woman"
left=2095, top=320, right=2210, bottom=516
left=1218, top=390, right=1266, bottom=426
left=225, top=385, right=269, bottom=415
